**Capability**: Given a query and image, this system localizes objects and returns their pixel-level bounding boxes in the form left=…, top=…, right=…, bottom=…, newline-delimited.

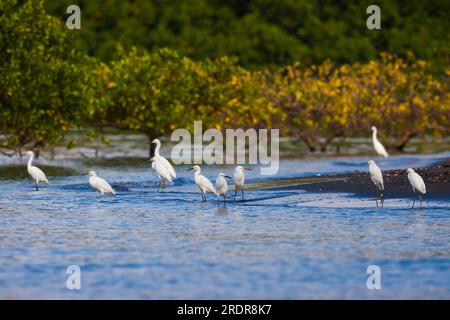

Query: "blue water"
left=0, top=152, right=449, bottom=299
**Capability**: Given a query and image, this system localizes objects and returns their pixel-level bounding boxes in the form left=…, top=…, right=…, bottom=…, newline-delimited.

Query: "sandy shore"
left=270, top=159, right=450, bottom=199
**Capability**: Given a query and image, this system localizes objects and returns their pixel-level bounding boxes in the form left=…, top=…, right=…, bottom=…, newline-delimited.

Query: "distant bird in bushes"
left=215, top=172, right=232, bottom=205
left=151, top=139, right=176, bottom=187
left=407, top=168, right=426, bottom=208
left=149, top=157, right=173, bottom=192
left=88, top=171, right=116, bottom=195
left=371, top=126, right=389, bottom=158
left=25, top=151, right=49, bottom=191
left=367, top=160, right=384, bottom=207
left=187, top=165, right=217, bottom=202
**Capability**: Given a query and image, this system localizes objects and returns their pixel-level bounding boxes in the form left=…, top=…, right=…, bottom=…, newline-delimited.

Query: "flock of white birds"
left=23, top=127, right=427, bottom=207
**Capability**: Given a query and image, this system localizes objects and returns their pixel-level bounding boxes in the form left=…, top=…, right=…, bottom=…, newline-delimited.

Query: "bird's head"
left=151, top=139, right=160, bottom=144
left=371, top=126, right=377, bottom=132
left=88, top=171, right=96, bottom=177
left=148, top=157, right=157, bottom=162
left=367, top=160, right=376, bottom=166
left=25, top=151, right=33, bottom=156
left=187, top=165, right=201, bottom=172
left=218, top=172, right=232, bottom=179
left=406, top=168, right=414, bottom=174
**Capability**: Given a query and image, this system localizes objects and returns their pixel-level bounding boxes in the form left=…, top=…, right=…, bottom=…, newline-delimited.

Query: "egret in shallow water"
left=149, top=157, right=172, bottom=192
left=187, top=165, right=217, bottom=202
left=367, top=160, right=384, bottom=207
left=88, top=171, right=116, bottom=195
left=25, top=151, right=48, bottom=191
left=215, top=172, right=232, bottom=205
left=407, top=168, right=426, bottom=208
left=371, top=126, right=389, bottom=158
left=233, top=165, right=251, bottom=201
left=151, top=139, right=176, bottom=188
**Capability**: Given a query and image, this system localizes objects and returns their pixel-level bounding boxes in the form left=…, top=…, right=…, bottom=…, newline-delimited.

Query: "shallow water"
left=0, top=152, right=449, bottom=299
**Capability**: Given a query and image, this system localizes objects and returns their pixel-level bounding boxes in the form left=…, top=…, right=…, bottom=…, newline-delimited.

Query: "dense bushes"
left=0, top=1, right=449, bottom=156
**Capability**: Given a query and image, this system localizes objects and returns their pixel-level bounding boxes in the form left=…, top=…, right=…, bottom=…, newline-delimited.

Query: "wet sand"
left=270, top=159, right=450, bottom=199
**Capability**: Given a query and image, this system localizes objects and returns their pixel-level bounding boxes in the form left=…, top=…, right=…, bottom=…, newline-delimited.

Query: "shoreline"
left=267, top=159, right=450, bottom=199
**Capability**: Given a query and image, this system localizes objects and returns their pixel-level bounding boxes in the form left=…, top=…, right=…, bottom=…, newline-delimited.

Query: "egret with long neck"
left=371, top=126, right=389, bottom=158
left=25, top=151, right=49, bottom=191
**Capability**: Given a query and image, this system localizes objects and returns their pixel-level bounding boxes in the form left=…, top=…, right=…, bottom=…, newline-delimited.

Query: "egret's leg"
left=380, top=192, right=384, bottom=207
left=162, top=180, right=166, bottom=189
left=157, top=180, right=161, bottom=192
left=419, top=194, right=423, bottom=208
left=224, top=195, right=227, bottom=206
left=202, top=193, right=206, bottom=202
left=242, top=188, right=244, bottom=201
left=35, top=181, right=39, bottom=191
left=217, top=196, right=220, bottom=206
left=234, top=189, right=237, bottom=201
left=412, top=197, right=416, bottom=208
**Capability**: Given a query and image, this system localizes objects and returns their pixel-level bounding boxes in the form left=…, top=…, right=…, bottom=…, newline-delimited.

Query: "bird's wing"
left=199, top=176, right=217, bottom=194
left=158, top=156, right=176, bottom=178
left=369, top=165, right=384, bottom=189
left=31, top=166, right=48, bottom=183
left=96, top=177, right=115, bottom=194
left=375, top=141, right=389, bottom=157
left=414, top=173, right=426, bottom=193
left=234, top=172, right=244, bottom=187
left=155, top=161, right=172, bottom=182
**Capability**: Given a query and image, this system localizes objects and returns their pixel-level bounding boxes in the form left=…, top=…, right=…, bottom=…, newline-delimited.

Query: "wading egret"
left=367, top=160, right=384, bottom=207
left=371, top=126, right=389, bottom=158
left=187, top=165, right=217, bottom=202
left=149, top=157, right=172, bottom=192
left=215, top=172, right=232, bottom=205
left=233, top=165, right=251, bottom=201
left=151, top=139, right=176, bottom=184
left=88, top=171, right=116, bottom=195
left=25, top=151, right=48, bottom=191
left=407, top=168, right=426, bottom=208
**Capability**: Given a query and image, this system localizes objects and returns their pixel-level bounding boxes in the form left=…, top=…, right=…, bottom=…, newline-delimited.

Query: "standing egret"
left=215, top=172, right=232, bottom=205
left=151, top=139, right=176, bottom=184
left=149, top=157, right=172, bottom=192
left=371, top=126, right=389, bottom=158
left=367, top=160, right=384, bottom=207
left=407, top=168, right=426, bottom=208
left=187, top=165, right=217, bottom=202
left=88, top=171, right=116, bottom=195
left=233, top=165, right=251, bottom=201
left=25, top=151, right=49, bottom=191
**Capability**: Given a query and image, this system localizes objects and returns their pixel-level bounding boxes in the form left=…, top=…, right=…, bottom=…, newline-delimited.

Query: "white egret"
left=371, top=126, right=389, bottom=158
left=215, top=172, right=232, bottom=205
left=25, top=151, right=49, bottom=191
left=88, top=171, right=116, bottom=195
left=233, top=165, right=251, bottom=201
left=149, top=157, right=172, bottom=192
left=367, top=160, right=384, bottom=207
left=151, top=139, right=176, bottom=184
left=187, top=165, right=217, bottom=202
left=407, top=168, right=426, bottom=208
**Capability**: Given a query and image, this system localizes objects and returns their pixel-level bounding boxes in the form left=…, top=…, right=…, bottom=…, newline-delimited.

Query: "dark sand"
left=270, top=159, right=450, bottom=199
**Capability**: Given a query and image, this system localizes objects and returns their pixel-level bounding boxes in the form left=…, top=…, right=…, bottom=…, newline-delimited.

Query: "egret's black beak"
left=187, top=167, right=194, bottom=172
left=225, top=175, right=232, bottom=179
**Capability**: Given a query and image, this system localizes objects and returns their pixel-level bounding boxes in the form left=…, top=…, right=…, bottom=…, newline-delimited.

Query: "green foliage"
left=0, top=0, right=92, bottom=152
left=44, top=0, right=450, bottom=71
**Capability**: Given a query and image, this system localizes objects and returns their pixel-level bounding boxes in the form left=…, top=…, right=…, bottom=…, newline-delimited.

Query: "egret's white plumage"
left=215, top=172, right=231, bottom=205
left=150, top=157, right=172, bottom=191
left=371, top=126, right=389, bottom=158
left=25, top=151, right=48, bottom=191
left=88, top=171, right=116, bottom=195
left=188, top=165, right=217, bottom=202
left=233, top=165, right=248, bottom=200
left=407, top=168, right=426, bottom=208
left=152, top=139, right=176, bottom=179
left=368, top=160, right=384, bottom=207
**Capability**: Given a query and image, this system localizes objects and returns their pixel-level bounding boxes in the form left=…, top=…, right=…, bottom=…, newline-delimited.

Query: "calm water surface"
left=0, top=152, right=449, bottom=299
